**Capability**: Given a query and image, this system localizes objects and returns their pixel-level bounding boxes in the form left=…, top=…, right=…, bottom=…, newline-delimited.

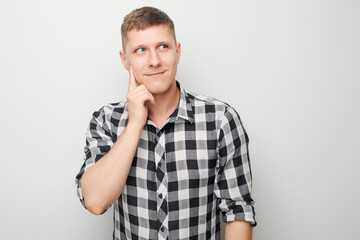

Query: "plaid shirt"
left=76, top=82, right=256, bottom=239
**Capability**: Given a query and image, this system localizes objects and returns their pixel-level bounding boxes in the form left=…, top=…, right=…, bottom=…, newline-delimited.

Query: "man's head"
left=119, top=7, right=181, bottom=95
left=121, top=7, right=176, bottom=51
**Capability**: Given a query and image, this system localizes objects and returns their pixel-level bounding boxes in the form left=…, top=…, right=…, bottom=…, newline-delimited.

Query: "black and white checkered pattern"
left=76, top=81, right=256, bottom=239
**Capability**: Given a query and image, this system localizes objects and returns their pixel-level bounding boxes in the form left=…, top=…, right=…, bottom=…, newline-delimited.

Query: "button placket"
left=154, top=130, right=168, bottom=240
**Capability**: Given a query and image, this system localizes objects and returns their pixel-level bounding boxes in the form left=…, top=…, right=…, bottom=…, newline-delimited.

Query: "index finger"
left=128, top=66, right=137, bottom=91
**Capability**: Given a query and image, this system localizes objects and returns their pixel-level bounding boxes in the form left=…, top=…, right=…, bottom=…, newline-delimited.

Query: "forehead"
left=125, top=25, right=175, bottom=49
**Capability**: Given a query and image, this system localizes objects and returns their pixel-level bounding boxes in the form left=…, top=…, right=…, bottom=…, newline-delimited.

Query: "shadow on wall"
left=220, top=212, right=225, bottom=239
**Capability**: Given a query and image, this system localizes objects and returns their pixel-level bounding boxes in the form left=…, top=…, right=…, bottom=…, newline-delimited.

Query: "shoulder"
left=91, top=101, right=127, bottom=118
left=186, top=90, right=228, bottom=106
left=185, top=90, right=238, bottom=117
left=87, top=101, right=128, bottom=139
left=184, top=89, right=245, bottom=131
left=89, top=101, right=128, bottom=129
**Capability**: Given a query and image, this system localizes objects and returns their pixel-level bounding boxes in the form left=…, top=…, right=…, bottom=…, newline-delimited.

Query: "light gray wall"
left=1, top=0, right=359, bottom=239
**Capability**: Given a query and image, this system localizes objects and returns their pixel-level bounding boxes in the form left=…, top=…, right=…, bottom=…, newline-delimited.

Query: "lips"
left=145, top=70, right=166, bottom=77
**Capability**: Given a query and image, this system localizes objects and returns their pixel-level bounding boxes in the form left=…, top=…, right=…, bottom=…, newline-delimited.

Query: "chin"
left=146, top=85, right=170, bottom=95
left=145, top=79, right=176, bottom=95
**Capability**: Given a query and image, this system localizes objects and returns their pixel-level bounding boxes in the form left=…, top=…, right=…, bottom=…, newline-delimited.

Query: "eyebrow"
left=131, top=41, right=173, bottom=52
left=157, top=41, right=172, bottom=46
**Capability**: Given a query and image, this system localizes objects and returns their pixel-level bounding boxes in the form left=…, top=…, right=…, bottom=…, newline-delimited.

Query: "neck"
left=147, top=81, right=180, bottom=128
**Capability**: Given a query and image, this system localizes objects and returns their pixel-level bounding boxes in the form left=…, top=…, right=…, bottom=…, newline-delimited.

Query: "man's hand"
left=126, top=66, right=155, bottom=128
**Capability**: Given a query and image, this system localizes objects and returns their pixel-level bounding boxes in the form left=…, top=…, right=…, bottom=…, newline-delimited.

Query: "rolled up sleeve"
left=75, top=106, right=115, bottom=211
left=214, top=106, right=256, bottom=226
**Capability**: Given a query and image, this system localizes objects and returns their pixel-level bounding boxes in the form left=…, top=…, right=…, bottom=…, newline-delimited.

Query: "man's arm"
left=225, top=220, right=253, bottom=240
left=81, top=67, right=155, bottom=215
left=215, top=106, right=256, bottom=235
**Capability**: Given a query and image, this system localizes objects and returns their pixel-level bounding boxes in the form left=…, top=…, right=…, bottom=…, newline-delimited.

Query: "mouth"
left=145, top=70, right=166, bottom=77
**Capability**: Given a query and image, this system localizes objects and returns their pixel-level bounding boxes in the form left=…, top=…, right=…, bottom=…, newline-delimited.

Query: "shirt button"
left=158, top=193, right=163, bottom=199
left=161, top=226, right=165, bottom=232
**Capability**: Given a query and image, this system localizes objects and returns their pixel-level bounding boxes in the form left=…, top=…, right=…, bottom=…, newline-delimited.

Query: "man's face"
left=120, top=24, right=181, bottom=95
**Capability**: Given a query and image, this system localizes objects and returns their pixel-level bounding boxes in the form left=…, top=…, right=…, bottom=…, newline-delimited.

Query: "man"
left=76, top=6, right=256, bottom=240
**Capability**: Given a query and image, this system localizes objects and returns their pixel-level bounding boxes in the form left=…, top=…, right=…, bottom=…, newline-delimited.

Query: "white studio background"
left=0, top=0, right=359, bottom=239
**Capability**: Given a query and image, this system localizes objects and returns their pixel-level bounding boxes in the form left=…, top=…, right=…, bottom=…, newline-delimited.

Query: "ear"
left=119, top=50, right=129, bottom=71
left=176, top=42, right=181, bottom=64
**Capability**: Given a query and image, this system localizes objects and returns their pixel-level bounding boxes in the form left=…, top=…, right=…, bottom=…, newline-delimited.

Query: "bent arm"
left=225, top=220, right=252, bottom=240
left=81, top=123, right=143, bottom=215
left=80, top=66, right=155, bottom=215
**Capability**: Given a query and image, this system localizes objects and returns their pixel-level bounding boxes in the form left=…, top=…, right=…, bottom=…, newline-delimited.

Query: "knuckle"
left=126, top=94, right=134, bottom=102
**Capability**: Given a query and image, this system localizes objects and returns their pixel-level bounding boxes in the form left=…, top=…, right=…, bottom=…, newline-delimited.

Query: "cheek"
left=129, top=55, right=145, bottom=67
left=163, top=54, right=179, bottom=67
left=129, top=59, right=144, bottom=78
left=133, top=70, right=143, bottom=83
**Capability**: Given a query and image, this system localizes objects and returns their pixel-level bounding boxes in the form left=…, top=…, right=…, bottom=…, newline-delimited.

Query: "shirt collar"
left=127, top=81, right=195, bottom=128
left=170, top=81, right=195, bottom=124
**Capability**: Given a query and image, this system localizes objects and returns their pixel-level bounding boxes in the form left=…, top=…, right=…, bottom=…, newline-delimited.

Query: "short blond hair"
left=121, top=6, right=176, bottom=50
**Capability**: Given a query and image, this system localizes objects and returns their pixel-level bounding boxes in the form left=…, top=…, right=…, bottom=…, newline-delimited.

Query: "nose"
left=148, top=49, right=162, bottom=68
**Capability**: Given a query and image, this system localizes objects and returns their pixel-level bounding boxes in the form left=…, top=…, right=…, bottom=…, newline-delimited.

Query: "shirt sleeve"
left=214, top=106, right=256, bottom=226
left=75, top=105, right=115, bottom=213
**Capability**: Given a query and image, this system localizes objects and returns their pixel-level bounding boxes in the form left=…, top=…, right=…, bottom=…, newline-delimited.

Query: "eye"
left=159, top=44, right=168, bottom=50
left=135, top=47, right=145, bottom=53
